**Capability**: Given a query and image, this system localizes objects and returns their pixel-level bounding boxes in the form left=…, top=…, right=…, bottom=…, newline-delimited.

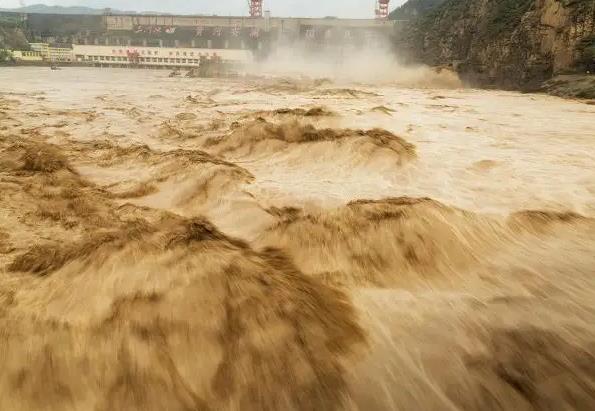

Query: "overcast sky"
left=0, top=0, right=407, bottom=18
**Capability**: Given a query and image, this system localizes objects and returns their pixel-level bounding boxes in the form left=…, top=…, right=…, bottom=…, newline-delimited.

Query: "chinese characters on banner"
left=304, top=28, right=357, bottom=41
left=131, top=24, right=268, bottom=39
left=134, top=25, right=176, bottom=34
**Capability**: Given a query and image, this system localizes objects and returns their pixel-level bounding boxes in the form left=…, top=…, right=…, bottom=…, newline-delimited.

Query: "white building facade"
left=28, top=43, right=74, bottom=62
left=72, top=45, right=252, bottom=67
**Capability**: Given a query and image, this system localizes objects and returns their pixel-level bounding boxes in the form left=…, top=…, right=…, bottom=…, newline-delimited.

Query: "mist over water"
left=249, top=40, right=463, bottom=88
left=0, top=65, right=594, bottom=410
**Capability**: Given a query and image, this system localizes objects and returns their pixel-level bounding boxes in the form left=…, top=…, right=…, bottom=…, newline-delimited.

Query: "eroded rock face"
left=397, top=0, right=595, bottom=90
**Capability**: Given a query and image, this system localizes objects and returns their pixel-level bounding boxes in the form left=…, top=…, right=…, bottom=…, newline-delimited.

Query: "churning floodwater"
left=0, top=67, right=594, bottom=410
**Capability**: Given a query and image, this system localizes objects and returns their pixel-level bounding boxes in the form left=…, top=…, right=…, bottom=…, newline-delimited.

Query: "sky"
left=0, top=0, right=408, bottom=19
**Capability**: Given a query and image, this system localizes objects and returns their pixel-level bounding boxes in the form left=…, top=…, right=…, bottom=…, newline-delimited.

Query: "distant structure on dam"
left=104, top=14, right=398, bottom=51
left=1, top=8, right=405, bottom=67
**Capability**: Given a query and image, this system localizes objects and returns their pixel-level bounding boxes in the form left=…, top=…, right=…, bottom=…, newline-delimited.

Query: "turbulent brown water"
left=1, top=67, right=595, bottom=410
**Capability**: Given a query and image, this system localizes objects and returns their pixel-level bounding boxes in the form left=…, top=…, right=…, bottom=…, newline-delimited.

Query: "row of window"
left=82, top=55, right=202, bottom=64
left=110, top=49, right=214, bottom=57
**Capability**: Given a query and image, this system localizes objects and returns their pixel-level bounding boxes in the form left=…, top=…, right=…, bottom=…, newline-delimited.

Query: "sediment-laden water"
left=1, top=67, right=594, bottom=410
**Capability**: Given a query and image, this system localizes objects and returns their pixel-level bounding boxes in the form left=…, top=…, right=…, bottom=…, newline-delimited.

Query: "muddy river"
left=1, top=67, right=594, bottom=410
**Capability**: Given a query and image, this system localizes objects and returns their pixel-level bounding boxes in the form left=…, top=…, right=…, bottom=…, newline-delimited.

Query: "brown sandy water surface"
left=1, top=67, right=595, bottom=410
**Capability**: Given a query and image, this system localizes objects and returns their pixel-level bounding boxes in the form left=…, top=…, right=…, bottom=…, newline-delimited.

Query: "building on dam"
left=1, top=11, right=404, bottom=67
left=72, top=45, right=252, bottom=68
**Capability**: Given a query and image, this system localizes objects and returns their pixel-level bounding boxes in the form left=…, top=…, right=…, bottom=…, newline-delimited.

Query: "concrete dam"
left=3, top=12, right=403, bottom=56
left=1, top=9, right=407, bottom=70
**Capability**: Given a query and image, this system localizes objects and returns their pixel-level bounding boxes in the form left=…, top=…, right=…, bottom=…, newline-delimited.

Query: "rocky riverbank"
left=394, top=0, right=595, bottom=94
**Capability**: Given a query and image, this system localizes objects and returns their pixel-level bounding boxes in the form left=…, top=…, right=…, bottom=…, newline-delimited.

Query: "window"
left=183, top=52, right=187, bottom=56
left=158, top=58, right=163, bottom=62
left=100, top=56, right=105, bottom=61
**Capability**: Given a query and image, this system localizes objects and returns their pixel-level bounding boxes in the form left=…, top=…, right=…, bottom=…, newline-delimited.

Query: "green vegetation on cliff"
left=0, top=26, right=29, bottom=51
left=414, top=0, right=535, bottom=35
left=0, top=49, right=13, bottom=62
left=577, top=34, right=595, bottom=71
left=389, top=0, right=446, bottom=20
left=485, top=0, right=534, bottom=35
left=395, top=0, right=595, bottom=90
left=0, top=13, right=28, bottom=51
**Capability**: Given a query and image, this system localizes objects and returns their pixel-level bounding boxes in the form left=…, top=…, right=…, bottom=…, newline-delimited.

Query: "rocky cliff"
left=389, top=0, right=447, bottom=20
left=396, top=0, right=595, bottom=90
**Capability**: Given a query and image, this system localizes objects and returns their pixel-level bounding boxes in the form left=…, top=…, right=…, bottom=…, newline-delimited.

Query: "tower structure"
left=375, top=0, right=390, bottom=19
left=248, top=0, right=263, bottom=17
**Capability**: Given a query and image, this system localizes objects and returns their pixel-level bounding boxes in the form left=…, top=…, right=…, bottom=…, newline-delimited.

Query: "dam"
left=1, top=10, right=405, bottom=67
left=1, top=10, right=405, bottom=68
left=2, top=11, right=404, bottom=53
